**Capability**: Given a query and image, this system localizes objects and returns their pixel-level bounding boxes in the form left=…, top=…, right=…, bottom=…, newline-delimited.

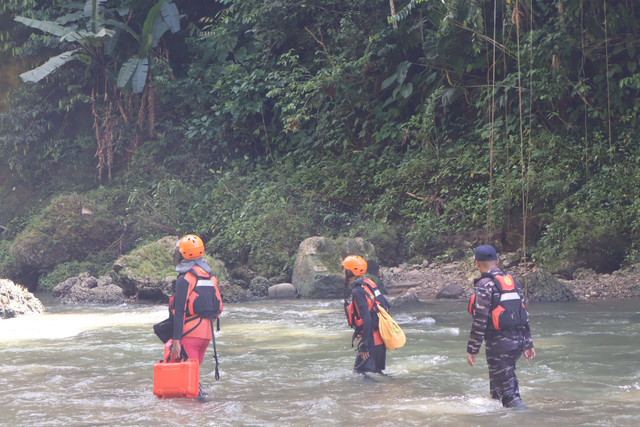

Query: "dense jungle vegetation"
left=1, top=0, right=639, bottom=290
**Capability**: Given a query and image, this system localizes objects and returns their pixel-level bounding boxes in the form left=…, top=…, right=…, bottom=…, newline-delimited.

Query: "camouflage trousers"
left=485, top=328, right=527, bottom=407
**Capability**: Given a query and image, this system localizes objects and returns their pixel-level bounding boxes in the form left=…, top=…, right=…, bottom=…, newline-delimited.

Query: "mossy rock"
left=11, top=193, right=123, bottom=270
left=219, top=282, right=248, bottom=303
left=38, top=261, right=95, bottom=291
left=113, top=236, right=228, bottom=301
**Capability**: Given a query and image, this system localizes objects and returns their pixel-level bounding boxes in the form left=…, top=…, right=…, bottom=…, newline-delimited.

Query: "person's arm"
left=353, top=286, right=372, bottom=356
left=170, top=274, right=189, bottom=359
left=521, top=292, right=535, bottom=361
left=516, top=278, right=535, bottom=351
left=466, top=280, right=492, bottom=362
left=378, top=293, right=391, bottom=312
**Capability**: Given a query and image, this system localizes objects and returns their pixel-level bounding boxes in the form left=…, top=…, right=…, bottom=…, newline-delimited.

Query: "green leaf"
left=19, top=50, right=79, bottom=83
left=56, top=11, right=84, bottom=25
left=395, top=61, right=411, bottom=85
left=160, top=0, right=180, bottom=33
left=117, top=56, right=140, bottom=88
left=139, top=0, right=167, bottom=56
left=61, top=27, right=114, bottom=43
left=132, top=57, right=149, bottom=93
left=150, top=13, right=170, bottom=48
left=14, top=16, right=72, bottom=38
left=381, top=74, right=397, bottom=90
left=399, top=82, right=414, bottom=99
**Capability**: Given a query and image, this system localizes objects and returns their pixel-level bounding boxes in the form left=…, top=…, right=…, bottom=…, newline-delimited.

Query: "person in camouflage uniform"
left=466, top=244, right=536, bottom=408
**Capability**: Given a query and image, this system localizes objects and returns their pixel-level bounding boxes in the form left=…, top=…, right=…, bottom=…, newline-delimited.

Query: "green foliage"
left=0, top=239, right=19, bottom=281
left=37, top=261, right=95, bottom=290
left=205, top=164, right=333, bottom=277
left=3, top=0, right=640, bottom=283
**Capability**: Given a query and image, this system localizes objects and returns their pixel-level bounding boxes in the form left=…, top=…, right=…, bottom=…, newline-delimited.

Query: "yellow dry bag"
left=376, top=305, right=406, bottom=350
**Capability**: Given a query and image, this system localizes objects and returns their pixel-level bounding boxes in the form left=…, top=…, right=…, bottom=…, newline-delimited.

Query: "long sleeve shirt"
left=172, top=273, right=190, bottom=340
left=352, top=285, right=373, bottom=352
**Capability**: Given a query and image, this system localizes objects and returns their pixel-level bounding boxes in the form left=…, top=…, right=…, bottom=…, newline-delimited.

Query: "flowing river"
left=0, top=296, right=638, bottom=426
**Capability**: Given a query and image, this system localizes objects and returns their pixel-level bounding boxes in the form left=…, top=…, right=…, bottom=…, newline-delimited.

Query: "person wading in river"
left=343, top=255, right=391, bottom=375
left=169, top=234, right=223, bottom=399
left=466, top=244, right=535, bottom=409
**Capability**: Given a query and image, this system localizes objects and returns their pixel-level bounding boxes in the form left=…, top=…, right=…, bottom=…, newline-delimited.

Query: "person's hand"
left=524, top=347, right=536, bottom=362
left=467, top=353, right=477, bottom=367
left=170, top=340, right=181, bottom=361
left=359, top=351, right=370, bottom=360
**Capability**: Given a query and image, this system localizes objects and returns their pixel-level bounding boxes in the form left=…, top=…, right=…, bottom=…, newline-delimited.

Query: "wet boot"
left=196, top=383, right=208, bottom=402
left=505, top=398, right=528, bottom=410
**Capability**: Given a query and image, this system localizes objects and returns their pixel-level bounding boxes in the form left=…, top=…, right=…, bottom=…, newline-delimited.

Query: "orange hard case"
left=153, top=358, right=200, bottom=399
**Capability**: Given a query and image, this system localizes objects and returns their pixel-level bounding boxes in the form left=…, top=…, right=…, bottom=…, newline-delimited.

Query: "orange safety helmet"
left=342, top=255, right=367, bottom=276
left=178, top=234, right=205, bottom=260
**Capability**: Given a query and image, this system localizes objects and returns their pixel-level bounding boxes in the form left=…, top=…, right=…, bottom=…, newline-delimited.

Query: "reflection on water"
left=0, top=298, right=638, bottom=426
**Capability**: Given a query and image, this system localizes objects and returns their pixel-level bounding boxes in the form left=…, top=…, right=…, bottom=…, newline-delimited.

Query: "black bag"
left=153, top=316, right=173, bottom=343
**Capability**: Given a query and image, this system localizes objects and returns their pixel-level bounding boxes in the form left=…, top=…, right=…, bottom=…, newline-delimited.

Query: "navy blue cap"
left=475, top=244, right=497, bottom=261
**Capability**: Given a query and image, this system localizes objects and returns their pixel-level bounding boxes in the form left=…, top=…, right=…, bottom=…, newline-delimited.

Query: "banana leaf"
left=14, top=17, right=72, bottom=38
left=117, top=56, right=149, bottom=93
left=19, top=50, right=79, bottom=83
left=160, top=0, right=180, bottom=33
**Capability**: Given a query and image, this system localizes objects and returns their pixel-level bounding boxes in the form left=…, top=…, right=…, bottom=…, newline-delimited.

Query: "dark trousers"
left=354, top=341, right=386, bottom=373
left=485, top=329, right=526, bottom=407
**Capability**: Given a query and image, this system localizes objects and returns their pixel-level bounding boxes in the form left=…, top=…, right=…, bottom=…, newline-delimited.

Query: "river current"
left=0, top=296, right=638, bottom=426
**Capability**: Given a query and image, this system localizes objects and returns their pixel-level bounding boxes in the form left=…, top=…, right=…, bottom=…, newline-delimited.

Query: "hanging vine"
left=514, top=0, right=527, bottom=264
left=487, top=0, right=498, bottom=241
left=603, top=0, right=612, bottom=154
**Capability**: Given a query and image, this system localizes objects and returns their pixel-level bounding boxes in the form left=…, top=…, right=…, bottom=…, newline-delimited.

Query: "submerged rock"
left=0, top=278, right=45, bottom=318
left=268, top=283, right=299, bottom=299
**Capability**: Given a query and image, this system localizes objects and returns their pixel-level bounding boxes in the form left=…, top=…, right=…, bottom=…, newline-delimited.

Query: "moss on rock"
left=11, top=193, right=123, bottom=270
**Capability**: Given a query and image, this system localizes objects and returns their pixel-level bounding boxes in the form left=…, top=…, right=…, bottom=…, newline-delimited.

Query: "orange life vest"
left=468, top=272, right=528, bottom=330
left=170, top=266, right=223, bottom=339
left=345, top=278, right=385, bottom=346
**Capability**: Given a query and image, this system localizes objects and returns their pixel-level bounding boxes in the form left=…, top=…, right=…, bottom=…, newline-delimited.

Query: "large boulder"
left=10, top=193, right=123, bottom=271
left=112, top=236, right=228, bottom=302
left=519, top=269, right=578, bottom=302
left=292, top=236, right=377, bottom=298
left=268, top=283, right=299, bottom=299
left=436, top=283, right=465, bottom=299
left=389, top=292, right=420, bottom=307
left=52, top=273, right=126, bottom=305
left=0, top=278, right=45, bottom=319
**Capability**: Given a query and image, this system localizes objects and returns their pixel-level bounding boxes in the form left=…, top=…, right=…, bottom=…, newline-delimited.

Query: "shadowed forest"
left=1, top=0, right=639, bottom=291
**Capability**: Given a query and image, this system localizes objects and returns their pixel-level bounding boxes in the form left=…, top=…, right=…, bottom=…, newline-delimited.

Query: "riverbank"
left=381, top=258, right=640, bottom=301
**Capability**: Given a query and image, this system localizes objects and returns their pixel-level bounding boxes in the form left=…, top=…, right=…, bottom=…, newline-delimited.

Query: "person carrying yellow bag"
left=343, top=255, right=405, bottom=375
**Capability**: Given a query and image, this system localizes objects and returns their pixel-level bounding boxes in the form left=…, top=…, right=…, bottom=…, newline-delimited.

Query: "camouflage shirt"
left=466, top=268, right=533, bottom=354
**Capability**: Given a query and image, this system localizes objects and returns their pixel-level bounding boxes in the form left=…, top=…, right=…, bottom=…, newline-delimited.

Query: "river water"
left=0, top=296, right=638, bottom=426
